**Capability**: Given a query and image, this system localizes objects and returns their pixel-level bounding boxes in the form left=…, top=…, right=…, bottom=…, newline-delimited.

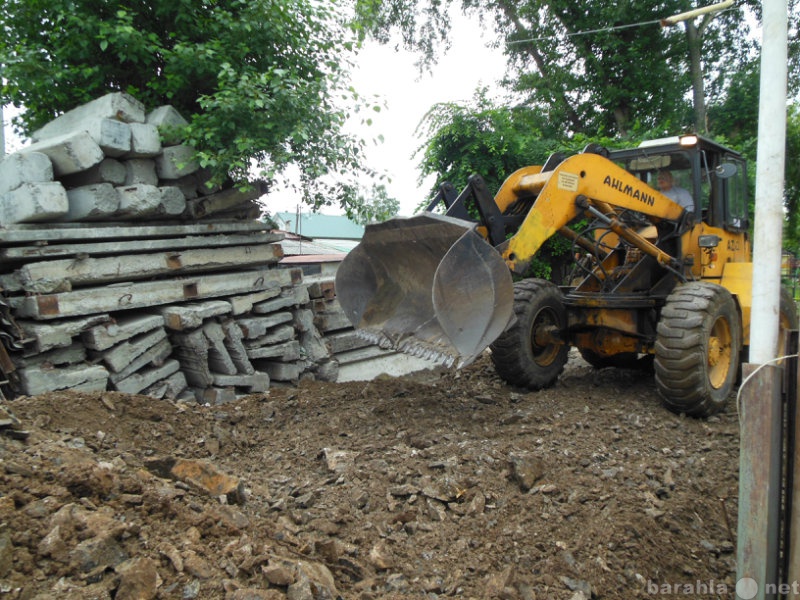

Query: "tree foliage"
left=347, top=183, right=401, bottom=224
left=785, top=105, right=800, bottom=253
left=415, top=89, right=555, bottom=194
left=0, top=0, right=371, bottom=208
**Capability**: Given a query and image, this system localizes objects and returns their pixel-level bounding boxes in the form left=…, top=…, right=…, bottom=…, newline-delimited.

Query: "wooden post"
left=737, top=364, right=783, bottom=600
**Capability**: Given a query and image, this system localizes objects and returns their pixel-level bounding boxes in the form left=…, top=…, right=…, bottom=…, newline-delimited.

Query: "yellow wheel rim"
left=707, top=315, right=733, bottom=389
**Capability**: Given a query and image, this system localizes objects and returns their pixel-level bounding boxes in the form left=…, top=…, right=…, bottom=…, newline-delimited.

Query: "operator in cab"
left=656, top=169, right=694, bottom=214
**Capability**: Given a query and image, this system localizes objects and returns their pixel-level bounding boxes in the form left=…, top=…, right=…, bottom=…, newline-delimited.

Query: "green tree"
left=415, top=89, right=555, bottom=194
left=785, top=104, right=800, bottom=253
left=0, top=0, right=371, bottom=209
left=348, top=183, right=400, bottom=224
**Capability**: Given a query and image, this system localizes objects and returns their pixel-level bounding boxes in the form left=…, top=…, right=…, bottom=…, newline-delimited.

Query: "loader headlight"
left=679, top=134, right=699, bottom=147
left=698, top=234, right=721, bottom=248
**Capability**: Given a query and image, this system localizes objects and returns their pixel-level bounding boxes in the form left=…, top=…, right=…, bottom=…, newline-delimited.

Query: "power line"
left=507, top=18, right=664, bottom=44
left=506, top=7, right=735, bottom=45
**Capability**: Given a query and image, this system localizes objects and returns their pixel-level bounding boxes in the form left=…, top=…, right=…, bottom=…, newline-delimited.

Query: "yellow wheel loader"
left=336, top=135, right=798, bottom=416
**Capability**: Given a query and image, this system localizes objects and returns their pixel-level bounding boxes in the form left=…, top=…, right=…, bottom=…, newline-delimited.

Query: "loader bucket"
left=335, top=213, right=514, bottom=367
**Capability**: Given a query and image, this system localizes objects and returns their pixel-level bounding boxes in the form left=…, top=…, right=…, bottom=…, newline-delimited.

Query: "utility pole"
left=736, top=0, right=789, bottom=598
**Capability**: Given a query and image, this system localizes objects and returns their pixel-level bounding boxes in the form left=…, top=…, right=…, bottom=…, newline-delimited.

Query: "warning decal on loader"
left=558, top=172, right=580, bottom=192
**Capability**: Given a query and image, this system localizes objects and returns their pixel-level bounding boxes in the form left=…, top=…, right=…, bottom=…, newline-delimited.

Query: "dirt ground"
left=0, top=350, right=740, bottom=600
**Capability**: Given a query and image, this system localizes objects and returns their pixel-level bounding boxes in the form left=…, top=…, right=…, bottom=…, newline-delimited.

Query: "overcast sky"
left=268, top=11, right=507, bottom=217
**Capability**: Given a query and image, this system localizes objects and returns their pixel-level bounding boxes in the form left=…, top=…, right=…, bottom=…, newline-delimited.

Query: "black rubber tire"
left=490, top=278, right=569, bottom=389
left=654, top=282, right=742, bottom=417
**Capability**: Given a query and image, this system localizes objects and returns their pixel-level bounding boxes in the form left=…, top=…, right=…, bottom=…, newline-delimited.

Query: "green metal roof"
left=273, top=212, right=365, bottom=241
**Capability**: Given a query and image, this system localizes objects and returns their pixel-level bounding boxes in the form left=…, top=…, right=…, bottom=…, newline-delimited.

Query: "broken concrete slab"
left=227, top=286, right=283, bottom=315
left=158, top=186, right=186, bottom=216
left=19, top=314, right=111, bottom=353
left=82, top=314, right=165, bottom=351
left=184, top=184, right=267, bottom=219
left=211, top=372, right=269, bottom=393
left=307, top=281, right=336, bottom=300
left=21, top=130, right=105, bottom=176
left=123, top=159, right=158, bottom=186
left=12, top=342, right=86, bottom=368
left=255, top=360, right=303, bottom=382
left=0, top=182, right=69, bottom=225
left=158, top=174, right=198, bottom=199
left=11, top=245, right=285, bottom=294
left=127, top=123, right=161, bottom=158
left=116, top=184, right=162, bottom=217
left=60, top=158, right=127, bottom=188
left=236, top=312, right=295, bottom=339
left=159, top=301, right=231, bottom=331
left=114, top=358, right=180, bottom=394
left=219, top=319, right=254, bottom=375
left=64, top=183, right=120, bottom=221
left=193, top=386, right=234, bottom=405
left=11, top=267, right=301, bottom=320
left=242, top=324, right=295, bottom=349
left=101, top=327, right=168, bottom=373
left=0, top=220, right=276, bottom=244
left=169, top=328, right=212, bottom=387
left=107, top=337, right=173, bottom=385
left=82, top=118, right=132, bottom=157
left=141, top=370, right=188, bottom=400
left=2, top=233, right=283, bottom=262
left=0, top=152, right=53, bottom=194
left=252, top=286, right=309, bottom=315
left=146, top=105, right=188, bottom=146
left=246, top=340, right=301, bottom=361
left=32, top=92, right=146, bottom=141
left=155, top=145, right=199, bottom=179
left=324, top=330, right=374, bottom=355
left=203, top=321, right=237, bottom=375
left=17, top=363, right=109, bottom=396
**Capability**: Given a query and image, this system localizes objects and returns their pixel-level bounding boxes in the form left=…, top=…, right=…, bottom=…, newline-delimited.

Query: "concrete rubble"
left=0, top=92, right=433, bottom=403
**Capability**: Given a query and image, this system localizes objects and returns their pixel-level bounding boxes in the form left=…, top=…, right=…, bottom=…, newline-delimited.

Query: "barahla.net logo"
left=646, top=577, right=800, bottom=597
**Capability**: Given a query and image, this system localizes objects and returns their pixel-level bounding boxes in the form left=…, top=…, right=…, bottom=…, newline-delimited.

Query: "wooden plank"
left=0, top=232, right=283, bottom=261
left=0, top=220, right=276, bottom=244
left=11, top=267, right=302, bottom=320
left=7, top=244, right=285, bottom=293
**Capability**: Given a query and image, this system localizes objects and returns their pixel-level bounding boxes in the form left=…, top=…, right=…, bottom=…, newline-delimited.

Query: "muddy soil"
left=0, top=351, right=740, bottom=599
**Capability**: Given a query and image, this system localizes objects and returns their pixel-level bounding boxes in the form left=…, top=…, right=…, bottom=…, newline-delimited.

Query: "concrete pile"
left=0, top=92, right=418, bottom=403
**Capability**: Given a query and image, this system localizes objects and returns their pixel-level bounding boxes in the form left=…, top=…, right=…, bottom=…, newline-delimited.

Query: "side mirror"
left=715, top=163, right=738, bottom=179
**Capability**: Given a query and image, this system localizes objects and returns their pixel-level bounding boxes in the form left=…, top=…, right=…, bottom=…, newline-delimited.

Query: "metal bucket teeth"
left=357, top=328, right=460, bottom=368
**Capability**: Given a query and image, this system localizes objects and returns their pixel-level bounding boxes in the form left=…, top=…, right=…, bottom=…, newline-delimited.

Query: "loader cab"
left=607, top=134, right=749, bottom=233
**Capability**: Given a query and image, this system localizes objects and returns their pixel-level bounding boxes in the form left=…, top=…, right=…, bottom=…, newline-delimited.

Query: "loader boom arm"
left=496, top=153, right=687, bottom=274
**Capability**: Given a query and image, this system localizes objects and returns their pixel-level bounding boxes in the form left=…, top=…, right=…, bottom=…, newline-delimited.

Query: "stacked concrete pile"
left=0, top=92, right=380, bottom=402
